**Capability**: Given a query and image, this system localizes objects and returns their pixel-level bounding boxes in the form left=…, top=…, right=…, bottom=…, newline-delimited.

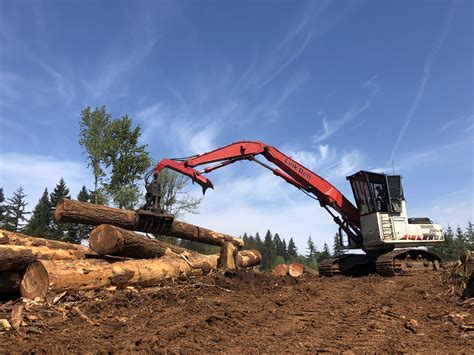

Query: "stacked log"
left=0, top=200, right=263, bottom=298
left=0, top=230, right=95, bottom=294
left=55, top=199, right=244, bottom=247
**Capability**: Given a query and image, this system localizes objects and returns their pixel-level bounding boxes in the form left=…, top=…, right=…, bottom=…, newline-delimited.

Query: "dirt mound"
left=0, top=271, right=472, bottom=352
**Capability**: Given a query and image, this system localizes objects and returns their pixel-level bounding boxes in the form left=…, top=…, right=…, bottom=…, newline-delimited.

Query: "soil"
left=0, top=271, right=472, bottom=353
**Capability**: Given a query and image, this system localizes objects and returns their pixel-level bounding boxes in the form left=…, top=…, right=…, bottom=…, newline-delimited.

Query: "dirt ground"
left=0, top=271, right=472, bottom=353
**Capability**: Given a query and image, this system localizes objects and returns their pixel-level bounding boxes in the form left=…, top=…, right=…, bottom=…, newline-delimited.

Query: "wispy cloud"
left=388, top=0, right=458, bottom=166
left=0, top=153, right=91, bottom=210
left=312, top=102, right=370, bottom=143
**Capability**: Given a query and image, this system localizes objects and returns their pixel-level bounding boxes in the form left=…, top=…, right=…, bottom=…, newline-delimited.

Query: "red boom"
left=154, top=141, right=362, bottom=244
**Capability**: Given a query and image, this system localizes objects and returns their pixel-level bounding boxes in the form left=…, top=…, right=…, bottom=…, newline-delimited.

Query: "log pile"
left=1, top=200, right=262, bottom=298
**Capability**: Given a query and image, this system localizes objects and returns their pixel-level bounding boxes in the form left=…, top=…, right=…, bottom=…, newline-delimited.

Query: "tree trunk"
left=21, top=254, right=213, bottom=299
left=89, top=225, right=261, bottom=269
left=0, top=245, right=90, bottom=271
left=89, top=224, right=167, bottom=259
left=0, top=229, right=93, bottom=254
left=272, top=264, right=289, bottom=276
left=218, top=242, right=237, bottom=270
left=0, top=271, right=22, bottom=294
left=288, top=262, right=305, bottom=278
left=54, top=199, right=137, bottom=229
left=55, top=199, right=244, bottom=247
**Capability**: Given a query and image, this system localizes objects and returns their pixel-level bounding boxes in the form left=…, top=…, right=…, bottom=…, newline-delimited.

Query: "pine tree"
left=273, top=233, right=286, bottom=258
left=255, top=232, right=263, bottom=252
left=332, top=233, right=344, bottom=256
left=466, top=221, right=474, bottom=249
left=281, top=238, right=288, bottom=260
left=262, top=230, right=275, bottom=270
left=24, top=188, right=53, bottom=237
left=4, top=187, right=30, bottom=232
left=287, top=238, right=298, bottom=260
left=50, top=178, right=70, bottom=207
left=49, top=179, right=71, bottom=241
left=318, top=242, right=331, bottom=262
left=0, top=188, right=6, bottom=229
left=306, top=236, right=317, bottom=259
left=454, top=225, right=468, bottom=256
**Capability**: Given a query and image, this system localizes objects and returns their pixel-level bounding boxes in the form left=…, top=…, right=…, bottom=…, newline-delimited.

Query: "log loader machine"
left=144, top=141, right=443, bottom=276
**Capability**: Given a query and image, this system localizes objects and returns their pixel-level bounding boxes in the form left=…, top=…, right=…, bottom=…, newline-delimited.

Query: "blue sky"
left=0, top=0, right=472, bottom=252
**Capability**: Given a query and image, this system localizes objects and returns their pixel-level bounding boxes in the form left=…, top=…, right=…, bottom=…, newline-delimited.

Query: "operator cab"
left=346, top=171, right=404, bottom=216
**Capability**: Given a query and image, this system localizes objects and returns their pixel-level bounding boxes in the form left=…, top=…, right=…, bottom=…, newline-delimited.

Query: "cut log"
left=0, top=229, right=93, bottom=254
left=21, top=254, right=214, bottom=299
left=20, top=248, right=263, bottom=299
left=55, top=199, right=244, bottom=247
left=89, top=224, right=167, bottom=259
left=288, top=262, right=305, bottom=278
left=237, top=250, right=262, bottom=269
left=272, top=264, right=289, bottom=276
left=218, top=241, right=237, bottom=270
left=0, top=271, right=22, bottom=294
left=0, top=244, right=90, bottom=271
left=89, top=224, right=261, bottom=268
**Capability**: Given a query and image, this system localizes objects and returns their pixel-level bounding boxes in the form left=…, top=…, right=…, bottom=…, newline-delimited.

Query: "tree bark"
left=0, top=229, right=93, bottom=254
left=218, top=242, right=237, bottom=270
left=20, top=248, right=262, bottom=299
left=0, top=245, right=91, bottom=271
left=21, top=254, right=213, bottom=299
left=55, top=199, right=244, bottom=247
left=89, top=224, right=261, bottom=269
left=89, top=224, right=167, bottom=259
left=0, top=271, right=22, bottom=294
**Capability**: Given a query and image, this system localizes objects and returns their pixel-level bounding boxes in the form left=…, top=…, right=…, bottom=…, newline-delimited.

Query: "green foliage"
left=49, top=178, right=72, bottom=241
left=4, top=187, right=30, bottom=232
left=104, top=115, right=151, bottom=209
left=0, top=188, right=6, bottom=229
left=261, top=230, right=276, bottom=270
left=155, top=169, right=202, bottom=218
left=306, top=236, right=317, bottom=259
left=287, top=238, right=298, bottom=259
left=24, top=188, right=53, bottom=237
left=79, top=106, right=111, bottom=204
left=79, top=106, right=154, bottom=209
left=429, top=225, right=472, bottom=262
left=332, top=233, right=344, bottom=256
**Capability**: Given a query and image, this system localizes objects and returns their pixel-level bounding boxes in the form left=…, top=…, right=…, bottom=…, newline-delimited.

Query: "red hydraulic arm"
left=153, top=141, right=362, bottom=245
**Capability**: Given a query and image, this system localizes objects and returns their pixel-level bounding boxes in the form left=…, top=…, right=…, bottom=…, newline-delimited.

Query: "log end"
left=288, top=262, right=305, bottom=278
left=20, top=261, right=49, bottom=300
left=272, top=264, right=289, bottom=276
left=89, top=224, right=121, bottom=255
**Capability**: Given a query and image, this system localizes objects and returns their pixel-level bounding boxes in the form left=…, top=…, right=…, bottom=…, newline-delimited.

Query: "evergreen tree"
left=281, top=238, right=288, bottom=260
left=466, top=221, right=474, bottom=249
left=4, top=187, right=30, bottom=232
left=50, top=178, right=70, bottom=207
left=273, top=233, right=286, bottom=258
left=306, top=236, right=317, bottom=259
left=262, top=230, right=275, bottom=270
left=255, top=232, right=263, bottom=252
left=332, top=233, right=344, bottom=256
left=24, top=188, right=53, bottom=237
left=0, top=188, right=6, bottom=229
left=287, top=238, right=298, bottom=259
left=49, top=179, right=72, bottom=241
left=319, top=242, right=331, bottom=261
left=454, top=225, right=468, bottom=256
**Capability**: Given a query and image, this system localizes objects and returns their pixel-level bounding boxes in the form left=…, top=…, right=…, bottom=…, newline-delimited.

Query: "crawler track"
left=376, top=249, right=442, bottom=276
